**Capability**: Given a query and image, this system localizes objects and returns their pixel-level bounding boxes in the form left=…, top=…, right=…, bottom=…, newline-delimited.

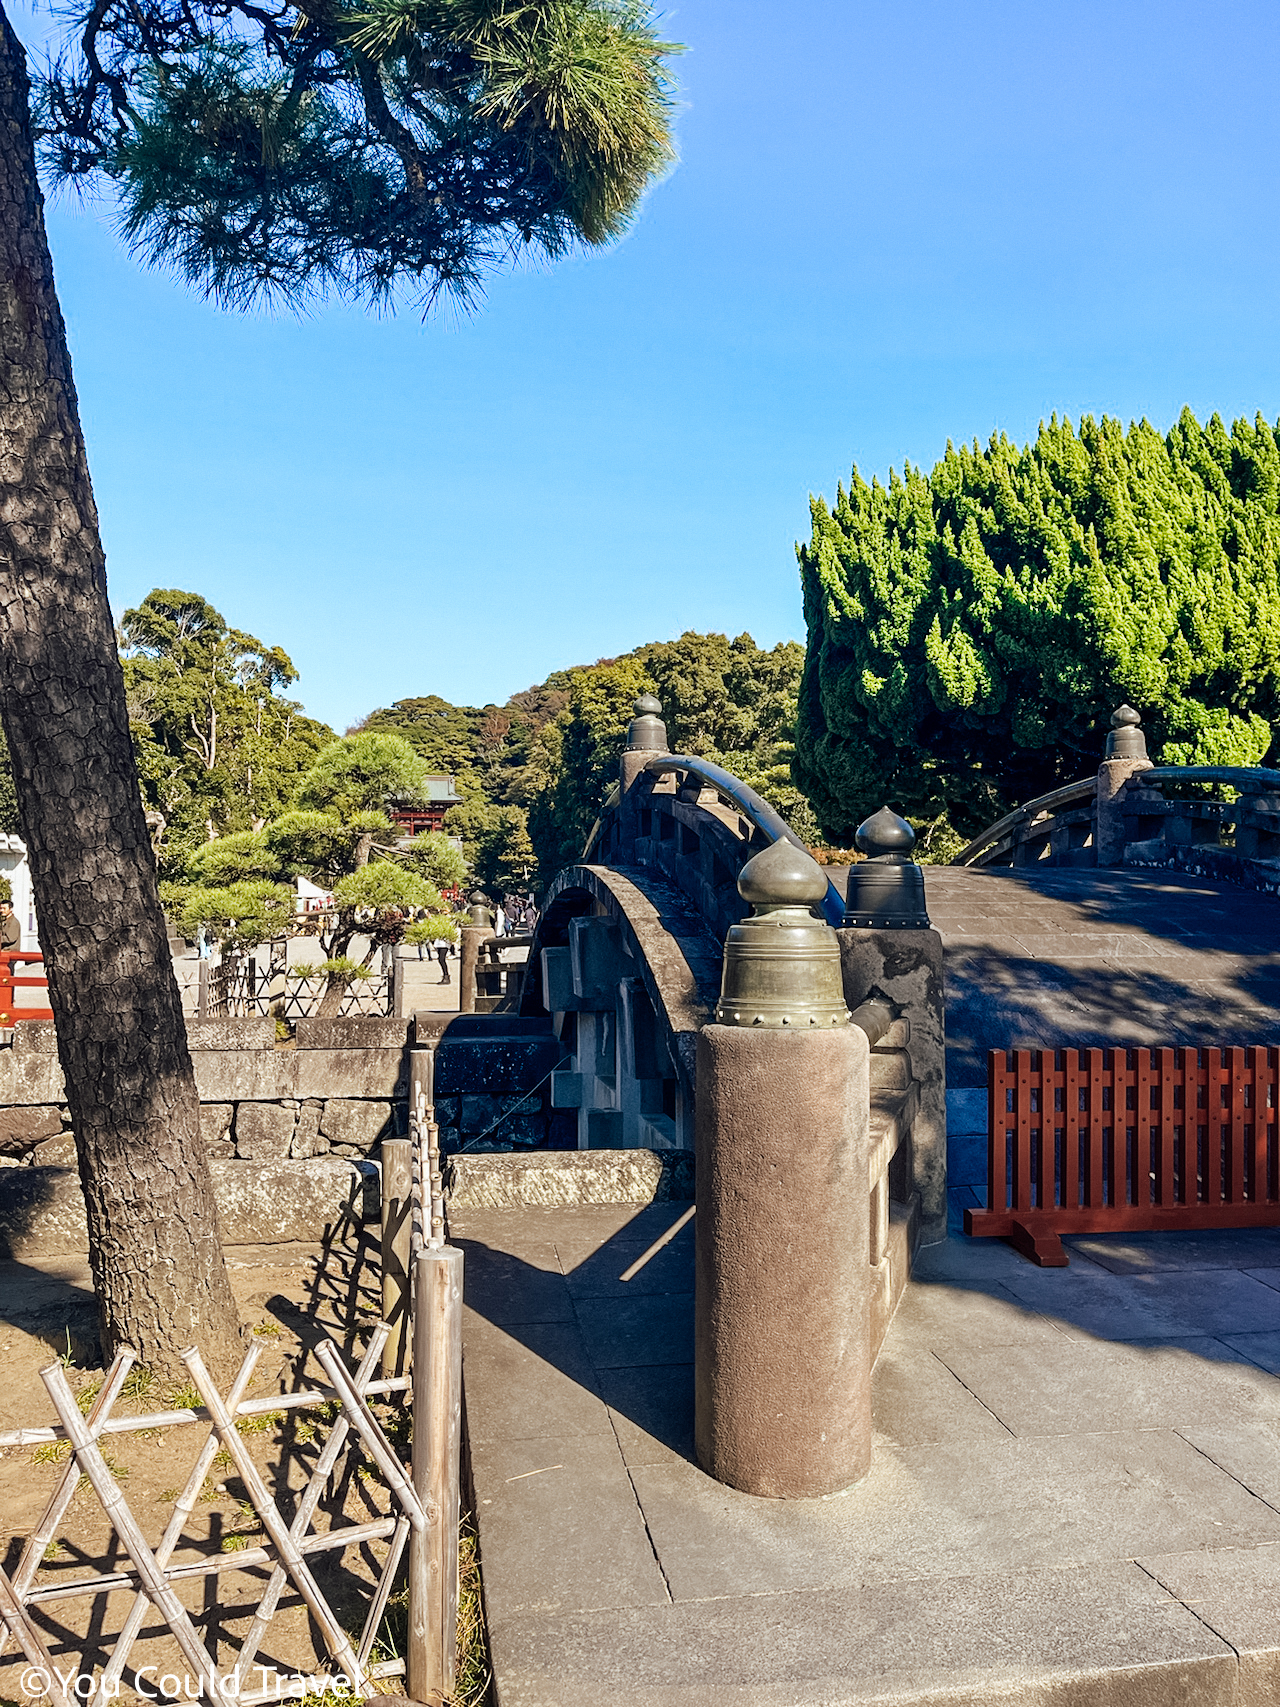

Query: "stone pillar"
left=839, top=807, right=946, bottom=1244
left=1095, top=705, right=1153, bottom=866
left=694, top=838, right=873, bottom=1499
left=619, top=693, right=668, bottom=793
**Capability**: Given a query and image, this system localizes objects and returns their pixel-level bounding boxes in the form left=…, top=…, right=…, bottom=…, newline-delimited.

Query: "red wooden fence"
left=0, top=950, right=53, bottom=1023
left=964, top=1045, right=1280, bottom=1266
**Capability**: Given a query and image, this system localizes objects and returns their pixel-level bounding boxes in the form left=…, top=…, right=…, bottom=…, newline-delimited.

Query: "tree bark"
left=0, top=6, right=241, bottom=1376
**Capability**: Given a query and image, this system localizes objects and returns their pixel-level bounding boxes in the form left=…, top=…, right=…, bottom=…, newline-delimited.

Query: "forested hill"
left=354, top=631, right=814, bottom=888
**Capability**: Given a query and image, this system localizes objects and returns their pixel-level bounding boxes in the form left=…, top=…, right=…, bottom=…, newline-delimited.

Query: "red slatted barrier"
left=963, top=1045, right=1280, bottom=1266
left=0, top=950, right=53, bottom=1023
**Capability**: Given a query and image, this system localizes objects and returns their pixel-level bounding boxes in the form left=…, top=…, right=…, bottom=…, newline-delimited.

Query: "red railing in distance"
left=964, top=1045, right=1280, bottom=1267
left=0, top=949, right=54, bottom=1023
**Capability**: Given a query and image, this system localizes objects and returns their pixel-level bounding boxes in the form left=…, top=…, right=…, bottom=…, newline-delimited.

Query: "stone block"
left=0, top=1104, right=64, bottom=1157
left=184, top=1017, right=275, bottom=1051
left=0, top=1051, right=66, bottom=1105
left=319, top=1099, right=393, bottom=1150
left=294, top=1016, right=411, bottom=1051
left=199, top=1102, right=235, bottom=1147
left=436, top=1033, right=565, bottom=1096
left=290, top=1098, right=328, bottom=1158
left=11, top=1020, right=58, bottom=1055
left=448, top=1149, right=695, bottom=1210
left=0, top=1166, right=87, bottom=1255
left=294, top=1049, right=407, bottom=1099
left=212, top=1158, right=367, bottom=1242
left=234, top=1101, right=297, bottom=1160
left=33, top=1132, right=77, bottom=1167
left=461, top=1093, right=505, bottom=1133
left=193, top=1051, right=299, bottom=1102
left=503, top=1114, right=548, bottom=1148
left=0, top=1156, right=368, bottom=1255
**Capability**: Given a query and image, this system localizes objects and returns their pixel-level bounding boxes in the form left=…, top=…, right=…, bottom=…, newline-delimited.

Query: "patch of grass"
left=42, top=1540, right=64, bottom=1562
left=212, top=1446, right=233, bottom=1471
left=158, top=1487, right=179, bottom=1503
left=121, top=1365, right=159, bottom=1408
left=220, top=1533, right=251, bottom=1552
left=367, top=1513, right=491, bottom=1706
left=75, top=1375, right=104, bottom=1416
left=166, top=1380, right=202, bottom=1411
left=32, top=1439, right=72, bottom=1466
left=236, top=1409, right=285, bottom=1436
left=252, top=1319, right=281, bottom=1338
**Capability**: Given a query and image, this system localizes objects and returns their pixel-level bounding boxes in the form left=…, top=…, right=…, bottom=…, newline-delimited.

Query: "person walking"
left=436, top=941, right=451, bottom=984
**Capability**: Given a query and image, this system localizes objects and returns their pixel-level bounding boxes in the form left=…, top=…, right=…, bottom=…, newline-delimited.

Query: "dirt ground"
left=0, top=1224, right=411, bottom=1707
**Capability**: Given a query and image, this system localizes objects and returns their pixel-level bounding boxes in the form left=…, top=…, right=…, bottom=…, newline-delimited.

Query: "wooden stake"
left=408, top=1245, right=464, bottom=1704
left=381, top=1138, right=414, bottom=1374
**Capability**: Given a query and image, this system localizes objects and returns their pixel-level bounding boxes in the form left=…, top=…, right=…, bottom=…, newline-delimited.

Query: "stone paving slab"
left=924, top=865, right=1280, bottom=1085
left=458, top=1202, right=1280, bottom=1704
left=487, top=1561, right=1242, bottom=1706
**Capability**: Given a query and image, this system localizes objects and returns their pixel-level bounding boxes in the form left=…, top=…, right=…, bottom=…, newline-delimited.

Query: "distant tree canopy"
left=120, top=588, right=333, bottom=863
left=359, top=630, right=813, bottom=887
left=795, top=409, right=1280, bottom=843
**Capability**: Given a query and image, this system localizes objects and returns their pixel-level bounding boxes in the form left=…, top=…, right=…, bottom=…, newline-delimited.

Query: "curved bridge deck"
left=916, top=864, right=1280, bottom=1087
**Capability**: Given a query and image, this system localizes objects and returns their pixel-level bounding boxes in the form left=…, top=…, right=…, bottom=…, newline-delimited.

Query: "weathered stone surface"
left=212, top=1158, right=367, bottom=1242
left=448, top=1148, right=694, bottom=1210
left=32, top=1132, right=77, bottom=1166
left=199, top=1102, right=234, bottom=1146
left=695, top=1022, right=871, bottom=1498
left=192, top=1050, right=299, bottom=1102
left=837, top=924, right=946, bottom=1244
left=0, top=1104, right=63, bottom=1156
left=290, top=1098, right=328, bottom=1158
left=295, top=1049, right=406, bottom=1100
left=0, top=1165, right=86, bottom=1254
left=234, top=1101, right=297, bottom=1160
left=436, top=1033, right=565, bottom=1096
left=0, top=1051, right=65, bottom=1104
left=10, top=1020, right=57, bottom=1054
left=294, top=1016, right=411, bottom=1051
left=184, top=1016, right=275, bottom=1051
left=319, top=1099, right=392, bottom=1150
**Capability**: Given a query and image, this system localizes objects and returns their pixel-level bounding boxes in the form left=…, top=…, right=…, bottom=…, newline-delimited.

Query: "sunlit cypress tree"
left=795, top=410, right=1280, bottom=842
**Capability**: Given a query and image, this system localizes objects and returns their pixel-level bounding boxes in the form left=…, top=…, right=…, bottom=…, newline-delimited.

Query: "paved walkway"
left=925, top=864, right=1280, bottom=1086
left=455, top=1154, right=1280, bottom=1705
left=457, top=863, right=1280, bottom=1702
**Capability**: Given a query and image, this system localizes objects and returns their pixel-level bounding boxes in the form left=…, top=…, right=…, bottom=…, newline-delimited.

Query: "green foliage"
left=120, top=588, right=331, bottom=864
left=294, top=732, right=427, bottom=818
left=403, top=830, right=468, bottom=891
left=358, top=632, right=811, bottom=888
left=0, top=731, right=19, bottom=837
left=332, top=861, right=439, bottom=912
left=404, top=912, right=460, bottom=945
left=163, top=878, right=295, bottom=950
left=0, top=875, right=11, bottom=905
left=795, top=409, right=1280, bottom=841
left=43, top=0, right=680, bottom=311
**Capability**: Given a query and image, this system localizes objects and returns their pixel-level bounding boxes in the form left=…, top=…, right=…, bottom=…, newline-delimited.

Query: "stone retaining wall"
left=0, top=1015, right=411, bottom=1167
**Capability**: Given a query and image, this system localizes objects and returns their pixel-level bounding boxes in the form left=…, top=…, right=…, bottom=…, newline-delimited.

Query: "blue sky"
left=17, top=0, right=1280, bottom=731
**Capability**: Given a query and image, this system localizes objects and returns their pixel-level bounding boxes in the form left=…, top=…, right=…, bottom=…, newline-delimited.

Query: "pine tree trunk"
left=0, top=6, right=241, bottom=1376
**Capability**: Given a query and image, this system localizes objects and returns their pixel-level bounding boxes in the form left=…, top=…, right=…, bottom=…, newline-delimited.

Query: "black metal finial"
left=1105, top=704, right=1148, bottom=761
left=844, top=806, right=929, bottom=928
left=625, top=693, right=669, bottom=753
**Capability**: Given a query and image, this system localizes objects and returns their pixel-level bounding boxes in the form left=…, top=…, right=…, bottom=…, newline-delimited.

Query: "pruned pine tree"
left=0, top=6, right=241, bottom=1378
left=41, top=0, right=680, bottom=309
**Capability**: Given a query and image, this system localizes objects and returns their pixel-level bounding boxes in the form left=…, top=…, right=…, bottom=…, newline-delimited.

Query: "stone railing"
left=953, top=703, right=1280, bottom=890
left=517, top=696, right=947, bottom=1354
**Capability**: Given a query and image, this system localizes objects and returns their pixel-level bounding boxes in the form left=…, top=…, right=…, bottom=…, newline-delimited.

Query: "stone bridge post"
left=837, top=808, right=947, bottom=1244
left=695, top=838, right=872, bottom=1498
left=1095, top=704, right=1153, bottom=865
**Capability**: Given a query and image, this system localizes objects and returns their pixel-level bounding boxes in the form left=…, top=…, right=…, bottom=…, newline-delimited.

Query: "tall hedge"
left=794, top=409, right=1280, bottom=842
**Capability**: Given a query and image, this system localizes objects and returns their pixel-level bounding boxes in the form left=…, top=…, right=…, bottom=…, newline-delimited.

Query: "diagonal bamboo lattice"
left=0, top=1326, right=423, bottom=1706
